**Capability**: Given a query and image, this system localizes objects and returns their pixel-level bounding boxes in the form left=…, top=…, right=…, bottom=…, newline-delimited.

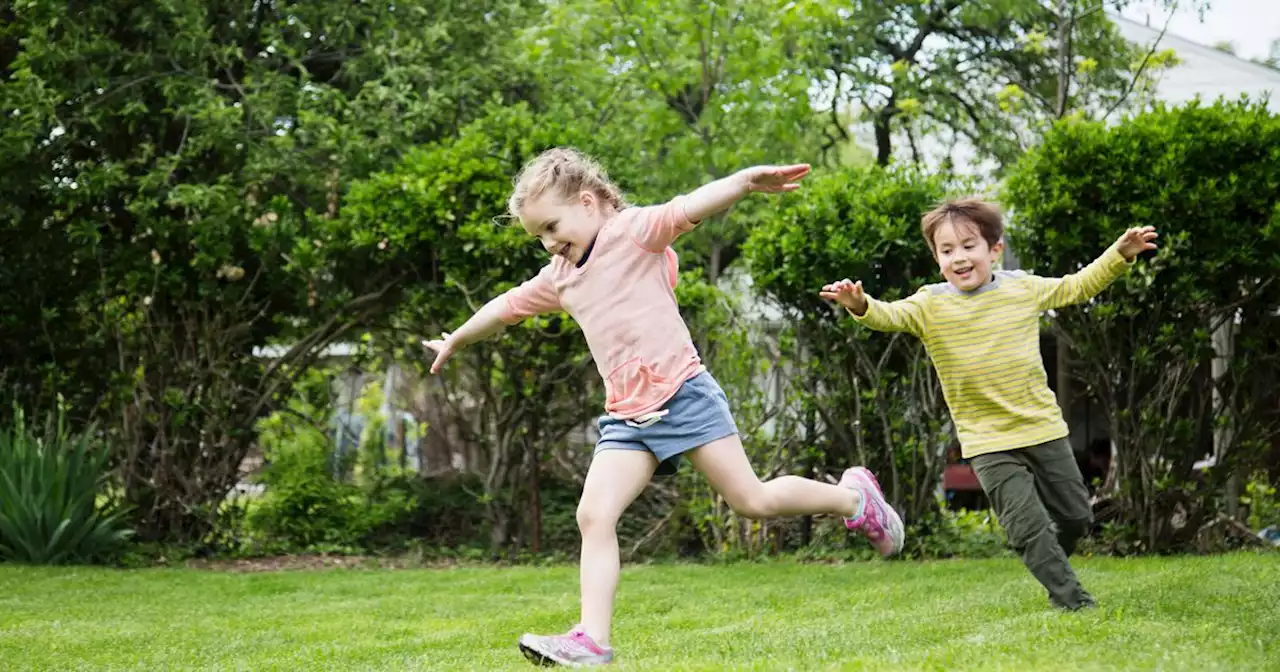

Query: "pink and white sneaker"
left=518, top=625, right=614, bottom=667
left=839, top=466, right=905, bottom=556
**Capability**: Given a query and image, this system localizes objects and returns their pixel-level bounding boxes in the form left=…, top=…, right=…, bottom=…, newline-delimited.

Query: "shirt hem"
left=605, top=363, right=707, bottom=420
left=958, top=426, right=1070, bottom=460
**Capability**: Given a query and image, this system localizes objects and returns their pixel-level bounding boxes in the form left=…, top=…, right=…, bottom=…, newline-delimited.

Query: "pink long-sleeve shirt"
left=497, top=196, right=706, bottom=419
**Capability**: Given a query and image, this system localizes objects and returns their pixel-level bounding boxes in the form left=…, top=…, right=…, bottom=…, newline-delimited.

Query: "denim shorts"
left=594, top=371, right=739, bottom=476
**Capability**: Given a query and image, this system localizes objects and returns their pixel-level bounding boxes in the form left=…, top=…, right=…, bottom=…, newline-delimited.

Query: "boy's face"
left=932, top=218, right=1004, bottom=292
left=519, top=191, right=605, bottom=265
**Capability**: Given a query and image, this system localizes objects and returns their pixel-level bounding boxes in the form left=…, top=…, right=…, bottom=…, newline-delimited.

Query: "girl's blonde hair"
left=507, top=147, right=629, bottom=220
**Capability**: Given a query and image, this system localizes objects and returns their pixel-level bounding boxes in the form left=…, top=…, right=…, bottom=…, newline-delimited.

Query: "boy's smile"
left=932, top=218, right=1004, bottom=291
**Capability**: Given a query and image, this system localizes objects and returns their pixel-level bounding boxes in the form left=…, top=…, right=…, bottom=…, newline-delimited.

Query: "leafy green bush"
left=0, top=404, right=132, bottom=564
left=245, top=397, right=373, bottom=553
left=1242, top=472, right=1280, bottom=532
left=243, top=381, right=494, bottom=555
left=1002, top=98, right=1280, bottom=551
left=902, top=506, right=1010, bottom=560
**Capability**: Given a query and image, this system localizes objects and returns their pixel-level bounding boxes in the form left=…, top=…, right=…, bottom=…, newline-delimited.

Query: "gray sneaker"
left=518, top=625, right=614, bottom=667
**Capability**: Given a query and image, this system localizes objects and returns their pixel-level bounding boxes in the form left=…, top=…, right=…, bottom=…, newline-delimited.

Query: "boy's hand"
left=742, top=164, right=810, bottom=193
left=421, top=332, right=457, bottom=374
left=1116, top=225, right=1158, bottom=261
left=820, top=278, right=869, bottom=316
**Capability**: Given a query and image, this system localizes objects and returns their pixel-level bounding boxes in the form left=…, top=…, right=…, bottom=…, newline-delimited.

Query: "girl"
left=423, top=147, right=904, bottom=667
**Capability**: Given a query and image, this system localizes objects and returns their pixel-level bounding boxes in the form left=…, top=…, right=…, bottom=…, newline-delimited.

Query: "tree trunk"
left=1056, top=338, right=1072, bottom=418
left=529, top=415, right=543, bottom=554
left=1055, top=0, right=1073, bottom=118
left=489, top=505, right=511, bottom=552
left=874, top=108, right=894, bottom=165
left=1212, top=315, right=1237, bottom=516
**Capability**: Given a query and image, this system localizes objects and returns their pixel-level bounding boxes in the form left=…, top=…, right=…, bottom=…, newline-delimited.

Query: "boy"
left=820, top=198, right=1157, bottom=610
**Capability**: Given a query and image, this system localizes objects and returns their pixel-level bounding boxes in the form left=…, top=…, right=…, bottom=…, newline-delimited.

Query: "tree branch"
left=1102, top=5, right=1177, bottom=120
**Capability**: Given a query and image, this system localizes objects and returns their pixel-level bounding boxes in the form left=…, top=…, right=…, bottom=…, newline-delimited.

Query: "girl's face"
left=519, top=191, right=607, bottom=265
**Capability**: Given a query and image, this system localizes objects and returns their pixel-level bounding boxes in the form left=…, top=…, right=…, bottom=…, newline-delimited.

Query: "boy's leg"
left=685, top=434, right=904, bottom=555
left=518, top=448, right=655, bottom=666
left=1024, top=438, right=1094, bottom=557
left=970, top=450, right=1092, bottom=610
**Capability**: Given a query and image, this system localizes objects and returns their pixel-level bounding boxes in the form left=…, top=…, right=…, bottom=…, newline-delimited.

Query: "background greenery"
left=1, top=0, right=1276, bottom=565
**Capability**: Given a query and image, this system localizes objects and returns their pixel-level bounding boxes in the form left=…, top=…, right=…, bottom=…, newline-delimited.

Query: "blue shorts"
left=594, top=371, right=739, bottom=476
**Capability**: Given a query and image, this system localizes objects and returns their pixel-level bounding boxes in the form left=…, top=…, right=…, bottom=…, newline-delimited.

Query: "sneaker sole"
left=518, top=639, right=602, bottom=668
left=519, top=641, right=561, bottom=667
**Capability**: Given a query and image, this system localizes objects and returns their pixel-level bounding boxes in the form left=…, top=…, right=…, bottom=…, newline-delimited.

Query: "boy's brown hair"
left=921, top=198, right=1004, bottom=252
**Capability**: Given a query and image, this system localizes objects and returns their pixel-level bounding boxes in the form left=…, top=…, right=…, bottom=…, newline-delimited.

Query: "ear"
left=579, top=190, right=598, bottom=210
left=991, top=238, right=1006, bottom=260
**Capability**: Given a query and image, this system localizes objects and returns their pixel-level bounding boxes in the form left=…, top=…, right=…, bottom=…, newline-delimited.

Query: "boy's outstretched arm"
left=820, top=278, right=928, bottom=337
left=423, top=264, right=562, bottom=374
left=1033, top=225, right=1158, bottom=311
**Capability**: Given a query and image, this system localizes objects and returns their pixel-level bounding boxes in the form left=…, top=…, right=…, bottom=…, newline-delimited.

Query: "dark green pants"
left=970, top=437, right=1096, bottom=610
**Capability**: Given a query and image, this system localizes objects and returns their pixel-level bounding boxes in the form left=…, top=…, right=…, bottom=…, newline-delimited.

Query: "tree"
left=791, top=0, right=1185, bottom=172
left=1002, top=98, right=1280, bottom=551
left=520, top=0, right=823, bottom=282
left=0, top=0, right=536, bottom=542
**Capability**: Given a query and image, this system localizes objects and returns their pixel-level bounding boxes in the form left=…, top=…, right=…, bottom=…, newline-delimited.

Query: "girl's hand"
left=742, top=164, right=811, bottom=193
left=421, top=333, right=457, bottom=374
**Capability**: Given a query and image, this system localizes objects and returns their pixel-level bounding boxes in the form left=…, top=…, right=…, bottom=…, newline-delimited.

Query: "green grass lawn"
left=1, top=553, right=1277, bottom=671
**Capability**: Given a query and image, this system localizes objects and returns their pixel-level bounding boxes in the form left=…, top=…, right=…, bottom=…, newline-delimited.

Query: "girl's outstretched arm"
left=631, top=164, right=810, bottom=253
left=681, top=164, right=810, bottom=223
left=424, top=263, right=562, bottom=374
left=422, top=296, right=510, bottom=374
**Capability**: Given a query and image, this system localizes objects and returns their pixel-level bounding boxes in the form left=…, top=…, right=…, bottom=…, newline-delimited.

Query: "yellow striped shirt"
left=852, top=243, right=1132, bottom=458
